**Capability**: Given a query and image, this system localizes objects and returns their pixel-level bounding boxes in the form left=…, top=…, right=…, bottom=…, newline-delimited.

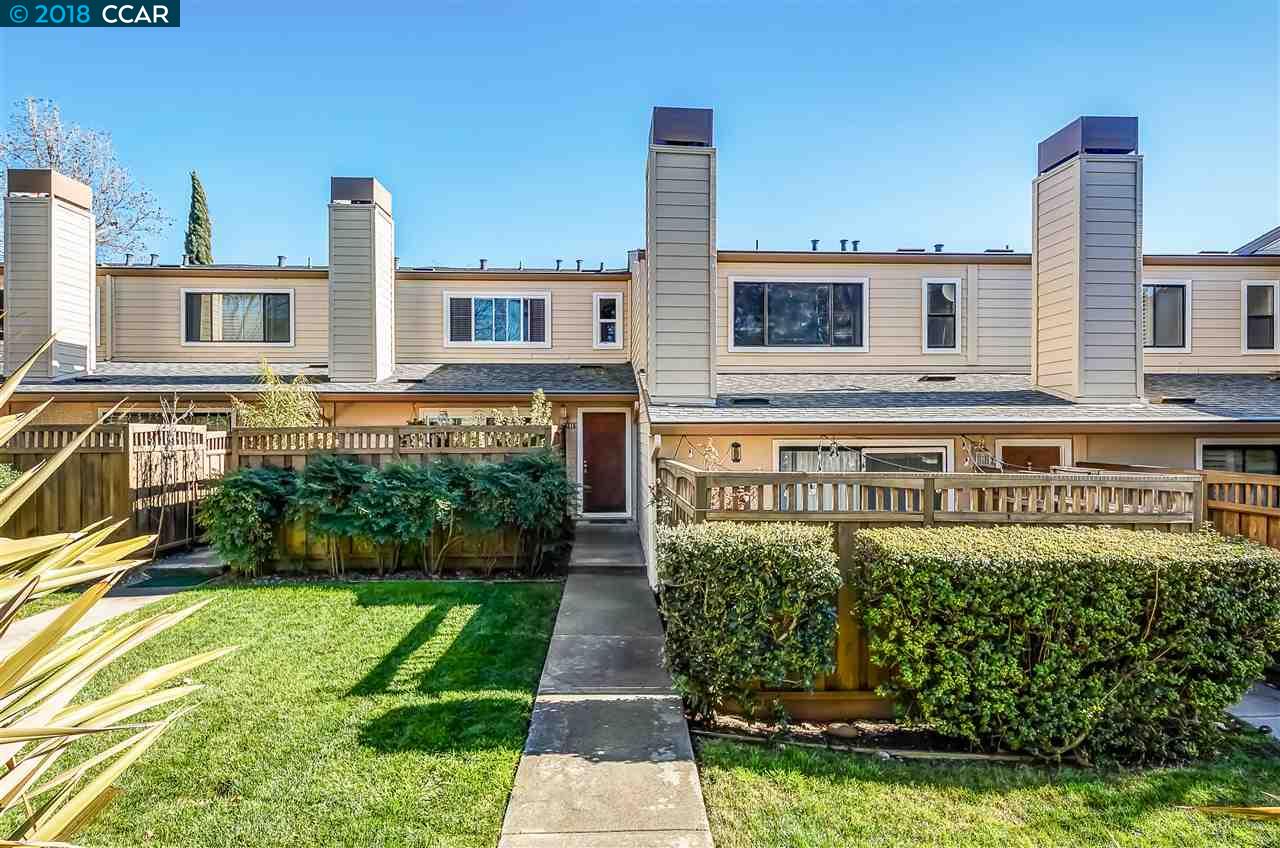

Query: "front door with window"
left=581, top=411, right=629, bottom=515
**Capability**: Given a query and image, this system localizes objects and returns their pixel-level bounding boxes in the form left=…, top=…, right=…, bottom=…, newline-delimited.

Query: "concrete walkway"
left=0, top=547, right=218, bottom=651
left=499, top=524, right=712, bottom=848
left=1230, top=682, right=1280, bottom=741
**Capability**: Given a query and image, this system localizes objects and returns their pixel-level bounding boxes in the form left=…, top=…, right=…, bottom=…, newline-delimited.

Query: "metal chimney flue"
left=123, top=253, right=132, bottom=265
left=934, top=243, right=944, bottom=253
left=810, top=239, right=819, bottom=251
left=555, top=259, right=563, bottom=271
left=851, top=240, right=860, bottom=252
left=839, top=239, right=848, bottom=252
left=149, top=253, right=159, bottom=266
left=277, top=255, right=287, bottom=267
left=479, top=258, right=487, bottom=270
left=575, top=259, right=583, bottom=271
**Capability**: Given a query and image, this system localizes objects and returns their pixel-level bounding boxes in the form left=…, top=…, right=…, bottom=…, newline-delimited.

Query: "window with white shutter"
left=443, top=291, right=551, bottom=348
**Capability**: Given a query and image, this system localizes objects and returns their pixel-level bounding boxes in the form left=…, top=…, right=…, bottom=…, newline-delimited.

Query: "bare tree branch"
left=0, top=97, right=170, bottom=260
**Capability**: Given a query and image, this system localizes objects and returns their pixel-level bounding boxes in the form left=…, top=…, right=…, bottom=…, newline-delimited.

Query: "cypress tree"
left=183, top=170, right=213, bottom=265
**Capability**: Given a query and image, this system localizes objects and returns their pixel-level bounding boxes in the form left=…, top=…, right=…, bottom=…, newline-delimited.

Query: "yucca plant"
left=0, top=337, right=233, bottom=846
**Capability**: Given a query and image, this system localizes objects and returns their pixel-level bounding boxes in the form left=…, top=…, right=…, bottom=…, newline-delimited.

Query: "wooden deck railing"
left=655, top=459, right=1202, bottom=529
left=230, top=425, right=554, bottom=469
left=653, top=458, right=1205, bottom=721
left=1200, top=470, right=1280, bottom=547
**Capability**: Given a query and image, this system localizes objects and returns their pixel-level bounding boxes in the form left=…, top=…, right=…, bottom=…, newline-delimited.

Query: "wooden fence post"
left=693, top=475, right=709, bottom=524
left=1193, top=478, right=1206, bottom=531
left=922, top=478, right=936, bottom=526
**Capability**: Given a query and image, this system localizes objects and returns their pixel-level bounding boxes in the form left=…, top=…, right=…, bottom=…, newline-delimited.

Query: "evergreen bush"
left=196, top=466, right=295, bottom=577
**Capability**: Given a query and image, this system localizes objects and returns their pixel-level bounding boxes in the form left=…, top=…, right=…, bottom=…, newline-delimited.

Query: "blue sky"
left=2, top=0, right=1276, bottom=265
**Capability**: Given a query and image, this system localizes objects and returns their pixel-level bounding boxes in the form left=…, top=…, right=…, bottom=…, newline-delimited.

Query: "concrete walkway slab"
left=501, top=529, right=712, bottom=848
left=571, top=524, right=646, bottom=570
left=1230, top=682, right=1280, bottom=740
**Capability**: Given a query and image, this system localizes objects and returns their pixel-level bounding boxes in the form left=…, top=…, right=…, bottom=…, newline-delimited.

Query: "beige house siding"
left=1079, top=156, right=1142, bottom=400
left=1032, top=159, right=1080, bottom=395
left=646, top=146, right=715, bottom=401
left=3, top=198, right=53, bottom=375
left=328, top=202, right=394, bottom=381
left=110, top=275, right=329, bottom=362
left=1142, top=264, right=1280, bottom=373
left=629, top=251, right=649, bottom=376
left=715, top=261, right=1024, bottom=373
left=977, top=265, right=1032, bottom=368
left=394, top=277, right=630, bottom=363
left=50, top=198, right=95, bottom=375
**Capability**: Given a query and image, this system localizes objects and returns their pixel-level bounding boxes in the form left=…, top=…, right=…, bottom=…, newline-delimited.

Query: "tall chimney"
left=1031, top=117, right=1143, bottom=403
left=3, top=169, right=95, bottom=379
left=328, top=177, right=395, bottom=383
left=644, top=106, right=716, bottom=404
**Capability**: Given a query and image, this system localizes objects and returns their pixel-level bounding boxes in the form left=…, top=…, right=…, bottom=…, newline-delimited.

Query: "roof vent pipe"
left=555, top=259, right=563, bottom=271
left=394, top=256, right=399, bottom=269
left=479, top=258, right=487, bottom=270
left=123, top=253, right=132, bottom=265
left=934, top=243, right=944, bottom=253
left=277, top=255, right=287, bottom=267
left=839, top=239, right=848, bottom=252
left=810, top=239, right=820, bottom=251
left=851, top=240, right=860, bottom=252
left=181, top=254, right=191, bottom=266
left=576, top=258, right=583, bottom=271
left=149, top=253, right=159, bottom=266
left=598, top=261, right=605, bottom=272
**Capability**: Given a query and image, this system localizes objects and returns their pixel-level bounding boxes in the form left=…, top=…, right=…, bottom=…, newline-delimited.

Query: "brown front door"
left=582, top=411, right=628, bottom=514
left=999, top=444, right=1063, bottom=472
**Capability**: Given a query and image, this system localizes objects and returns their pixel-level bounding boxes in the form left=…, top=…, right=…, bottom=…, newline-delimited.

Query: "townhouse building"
left=3, top=108, right=1280, bottom=552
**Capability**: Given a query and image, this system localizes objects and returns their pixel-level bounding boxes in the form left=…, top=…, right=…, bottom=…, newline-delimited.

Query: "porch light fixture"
left=730, top=442, right=742, bottom=463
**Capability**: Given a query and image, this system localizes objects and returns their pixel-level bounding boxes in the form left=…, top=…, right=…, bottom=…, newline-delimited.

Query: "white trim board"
left=592, top=291, right=623, bottom=350
left=726, top=275, right=871, bottom=353
left=1141, top=279, right=1192, bottom=355
left=921, top=277, right=962, bottom=354
left=578, top=407, right=634, bottom=519
left=1240, top=280, right=1280, bottom=354
left=441, top=290, right=554, bottom=349
left=179, top=287, right=296, bottom=348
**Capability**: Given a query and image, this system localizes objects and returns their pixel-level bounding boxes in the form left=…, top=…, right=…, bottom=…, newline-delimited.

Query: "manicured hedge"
left=656, top=522, right=842, bottom=719
left=852, top=526, right=1280, bottom=764
left=199, top=449, right=575, bottom=577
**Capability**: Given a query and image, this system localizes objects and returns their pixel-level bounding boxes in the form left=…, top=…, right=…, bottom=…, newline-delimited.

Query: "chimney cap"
left=330, top=177, right=392, bottom=214
left=5, top=168, right=92, bottom=210
left=650, top=106, right=713, bottom=147
left=1038, top=116, right=1138, bottom=174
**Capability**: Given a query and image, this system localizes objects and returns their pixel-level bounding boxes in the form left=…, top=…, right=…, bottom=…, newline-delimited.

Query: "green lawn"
left=698, top=737, right=1280, bottom=848
left=58, top=579, right=562, bottom=848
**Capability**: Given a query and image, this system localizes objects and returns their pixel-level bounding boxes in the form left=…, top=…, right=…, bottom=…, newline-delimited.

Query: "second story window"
left=594, top=293, right=622, bottom=349
left=922, top=278, right=961, bottom=353
left=730, top=279, right=868, bottom=350
left=1142, top=281, right=1190, bottom=352
left=444, top=291, right=550, bottom=347
left=1243, top=281, right=1280, bottom=352
left=182, top=290, right=293, bottom=345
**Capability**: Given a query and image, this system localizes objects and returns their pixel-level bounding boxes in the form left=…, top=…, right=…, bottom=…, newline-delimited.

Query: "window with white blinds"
left=181, top=290, right=293, bottom=345
left=443, top=292, right=551, bottom=347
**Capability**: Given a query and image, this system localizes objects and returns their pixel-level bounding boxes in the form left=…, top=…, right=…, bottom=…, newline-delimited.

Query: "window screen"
left=1246, top=285, right=1275, bottom=351
left=925, top=282, right=957, bottom=350
left=1142, top=284, right=1187, bottom=349
left=184, top=292, right=291, bottom=343
left=733, top=282, right=864, bottom=348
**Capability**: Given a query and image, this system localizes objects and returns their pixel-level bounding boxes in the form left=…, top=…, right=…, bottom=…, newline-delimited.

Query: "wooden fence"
left=1200, top=470, right=1280, bottom=547
left=0, top=424, right=227, bottom=552
left=228, top=424, right=556, bottom=570
left=654, top=458, right=1203, bottom=720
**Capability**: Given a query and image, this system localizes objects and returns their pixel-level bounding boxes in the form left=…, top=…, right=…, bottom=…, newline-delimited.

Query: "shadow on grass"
left=357, top=695, right=533, bottom=754
left=698, top=735, right=1280, bottom=829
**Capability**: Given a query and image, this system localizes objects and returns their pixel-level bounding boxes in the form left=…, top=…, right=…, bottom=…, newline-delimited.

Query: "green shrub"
left=197, top=466, right=295, bottom=577
left=853, top=526, right=1280, bottom=764
left=351, top=462, right=443, bottom=575
left=291, top=455, right=372, bottom=575
left=0, top=462, right=21, bottom=491
left=656, top=522, right=842, bottom=719
left=504, top=449, right=577, bottom=573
